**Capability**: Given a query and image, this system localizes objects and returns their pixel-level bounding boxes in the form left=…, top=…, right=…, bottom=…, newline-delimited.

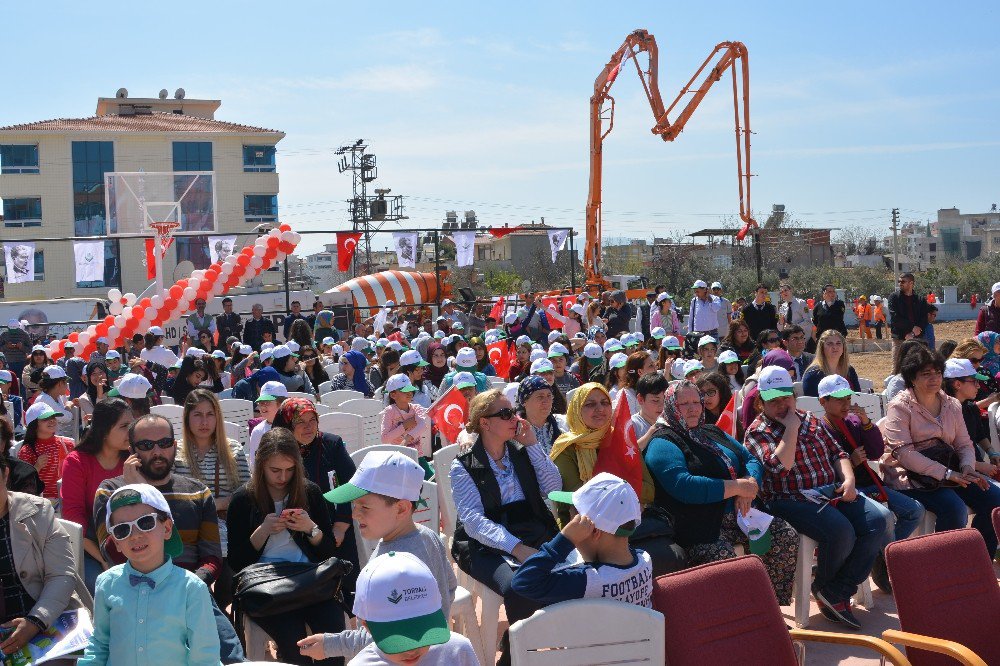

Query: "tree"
left=835, top=225, right=887, bottom=256
left=483, top=269, right=523, bottom=297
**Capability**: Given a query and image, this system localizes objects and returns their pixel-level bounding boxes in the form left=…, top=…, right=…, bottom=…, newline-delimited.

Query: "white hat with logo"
left=255, top=381, right=289, bottom=402
left=692, top=280, right=708, bottom=289
left=549, top=472, right=641, bottom=536
left=108, top=373, right=152, bottom=400
left=758, top=366, right=794, bottom=401
left=400, top=349, right=429, bottom=368
left=455, top=347, right=477, bottom=368
left=43, top=365, right=67, bottom=380
left=609, top=352, right=628, bottom=370
left=683, top=359, right=704, bottom=377
left=718, top=349, right=740, bottom=365
left=944, top=358, right=989, bottom=381
left=530, top=358, right=554, bottom=374
left=583, top=342, right=603, bottom=360
left=385, top=373, right=418, bottom=394
left=547, top=342, right=568, bottom=358
left=453, top=371, right=477, bottom=390
left=818, top=374, right=856, bottom=399
left=325, top=450, right=424, bottom=503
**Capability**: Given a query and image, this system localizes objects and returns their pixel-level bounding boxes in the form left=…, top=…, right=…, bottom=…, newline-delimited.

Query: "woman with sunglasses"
left=271, top=398, right=359, bottom=589
left=174, top=389, right=251, bottom=613
left=450, top=389, right=561, bottom=661
left=61, top=397, right=132, bottom=591
left=227, top=428, right=345, bottom=665
left=801, top=330, right=860, bottom=398
left=0, top=455, right=87, bottom=657
left=77, top=361, right=109, bottom=424
left=299, top=346, right=329, bottom=391
left=195, top=330, right=217, bottom=354
left=21, top=345, right=50, bottom=400
left=697, top=372, right=733, bottom=427
left=743, top=329, right=783, bottom=373
left=942, top=358, right=999, bottom=467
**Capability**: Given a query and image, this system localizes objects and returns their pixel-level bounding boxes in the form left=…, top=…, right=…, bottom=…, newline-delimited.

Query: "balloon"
left=266, top=236, right=280, bottom=249
left=252, top=245, right=266, bottom=257
left=176, top=279, right=188, bottom=289
left=279, top=223, right=291, bottom=232
left=108, top=326, right=119, bottom=339
left=205, top=268, right=220, bottom=280
left=188, top=278, right=201, bottom=292
left=183, top=287, right=197, bottom=301
left=191, top=270, right=206, bottom=280
left=108, top=288, right=123, bottom=302
left=68, top=332, right=79, bottom=342
left=250, top=257, right=263, bottom=270
left=78, top=332, right=91, bottom=347
left=109, top=302, right=123, bottom=316
left=169, top=285, right=183, bottom=299
left=236, top=255, right=250, bottom=268
left=95, top=324, right=109, bottom=337
left=151, top=295, right=164, bottom=309
left=124, top=292, right=136, bottom=303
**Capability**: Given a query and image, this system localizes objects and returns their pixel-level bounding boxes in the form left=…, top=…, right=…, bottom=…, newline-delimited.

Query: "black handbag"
left=902, top=439, right=962, bottom=491
left=233, top=556, right=353, bottom=618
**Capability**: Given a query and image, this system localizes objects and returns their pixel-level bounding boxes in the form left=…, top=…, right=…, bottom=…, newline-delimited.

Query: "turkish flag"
left=487, top=340, right=511, bottom=378
left=715, top=395, right=737, bottom=439
left=593, top=391, right=643, bottom=498
left=487, top=226, right=522, bottom=239
left=337, top=232, right=363, bottom=271
left=489, top=297, right=505, bottom=322
left=144, top=239, right=156, bottom=279
left=429, top=386, right=468, bottom=444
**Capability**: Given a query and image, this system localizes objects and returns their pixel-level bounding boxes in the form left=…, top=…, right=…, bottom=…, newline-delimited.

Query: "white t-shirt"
left=582, top=549, right=653, bottom=608
left=246, top=420, right=271, bottom=466
left=141, top=346, right=178, bottom=368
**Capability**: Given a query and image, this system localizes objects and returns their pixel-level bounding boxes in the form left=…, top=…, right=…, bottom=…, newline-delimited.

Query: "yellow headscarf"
left=549, top=383, right=611, bottom=482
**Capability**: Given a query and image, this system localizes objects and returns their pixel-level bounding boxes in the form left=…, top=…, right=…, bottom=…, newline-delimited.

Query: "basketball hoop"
left=149, top=220, right=180, bottom=250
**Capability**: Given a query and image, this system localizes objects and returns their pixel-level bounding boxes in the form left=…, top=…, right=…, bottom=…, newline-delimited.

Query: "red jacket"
left=976, top=301, right=1000, bottom=335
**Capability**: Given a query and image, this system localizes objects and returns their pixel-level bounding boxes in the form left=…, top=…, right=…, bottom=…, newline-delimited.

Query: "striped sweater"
left=94, top=474, right=222, bottom=583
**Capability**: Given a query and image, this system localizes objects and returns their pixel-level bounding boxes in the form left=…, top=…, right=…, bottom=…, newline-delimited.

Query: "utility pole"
left=890, top=208, right=900, bottom=285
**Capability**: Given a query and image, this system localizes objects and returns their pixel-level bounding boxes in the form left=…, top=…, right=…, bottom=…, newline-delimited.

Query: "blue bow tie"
left=129, top=574, right=156, bottom=590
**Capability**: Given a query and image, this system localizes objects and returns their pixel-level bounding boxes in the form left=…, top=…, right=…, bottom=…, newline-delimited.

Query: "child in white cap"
left=511, top=472, right=652, bottom=609
left=300, top=451, right=458, bottom=662
left=380, top=374, right=432, bottom=476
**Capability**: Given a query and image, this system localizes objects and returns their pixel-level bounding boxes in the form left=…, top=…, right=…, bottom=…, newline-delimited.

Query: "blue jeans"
left=900, top=482, right=1000, bottom=555
left=860, top=485, right=925, bottom=542
left=211, top=595, right=246, bottom=664
left=765, top=494, right=890, bottom=603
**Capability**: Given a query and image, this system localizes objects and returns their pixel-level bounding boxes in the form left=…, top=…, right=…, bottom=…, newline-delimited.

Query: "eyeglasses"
left=132, top=437, right=175, bottom=452
left=110, top=512, right=161, bottom=541
left=484, top=407, right=516, bottom=420
left=956, top=377, right=979, bottom=384
left=702, top=389, right=719, bottom=397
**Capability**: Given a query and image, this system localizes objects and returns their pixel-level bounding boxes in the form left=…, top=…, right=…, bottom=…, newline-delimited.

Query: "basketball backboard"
left=105, top=171, right=217, bottom=236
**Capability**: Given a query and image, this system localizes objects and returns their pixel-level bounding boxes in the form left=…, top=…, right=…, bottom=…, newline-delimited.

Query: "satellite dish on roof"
left=158, top=89, right=168, bottom=99
left=174, top=88, right=186, bottom=100
left=116, top=88, right=128, bottom=99
left=173, top=260, right=195, bottom=282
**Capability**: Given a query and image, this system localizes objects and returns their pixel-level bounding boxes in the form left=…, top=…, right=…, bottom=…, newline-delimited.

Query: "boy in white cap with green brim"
left=300, top=451, right=459, bottom=662
left=245, top=380, right=289, bottom=465
left=79, top=483, right=219, bottom=666
left=511, top=472, right=653, bottom=609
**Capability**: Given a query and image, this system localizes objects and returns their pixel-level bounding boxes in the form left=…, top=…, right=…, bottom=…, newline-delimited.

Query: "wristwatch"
left=309, top=525, right=321, bottom=539
left=944, top=469, right=952, bottom=481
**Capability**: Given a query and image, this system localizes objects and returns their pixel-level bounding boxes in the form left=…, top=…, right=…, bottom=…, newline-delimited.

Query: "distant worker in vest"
left=186, top=298, right=217, bottom=339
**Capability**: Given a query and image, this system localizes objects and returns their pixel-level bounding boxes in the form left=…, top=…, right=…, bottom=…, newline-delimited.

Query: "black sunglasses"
left=132, top=437, right=175, bottom=452
left=484, top=407, right=516, bottom=421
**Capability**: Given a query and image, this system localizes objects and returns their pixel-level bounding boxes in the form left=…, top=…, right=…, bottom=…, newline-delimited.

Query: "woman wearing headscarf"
left=645, top=380, right=798, bottom=605
left=312, top=310, right=337, bottom=345
left=515, top=376, right=567, bottom=456
left=974, top=331, right=1000, bottom=401
left=423, top=341, right=449, bottom=388
left=326, top=349, right=374, bottom=397
left=550, top=382, right=686, bottom=576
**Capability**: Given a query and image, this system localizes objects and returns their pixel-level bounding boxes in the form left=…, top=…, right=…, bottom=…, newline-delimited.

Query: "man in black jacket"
left=811, top=284, right=848, bottom=353
left=605, top=291, right=633, bottom=338
left=215, top=297, right=243, bottom=343
left=741, top=284, right=779, bottom=340
left=887, top=273, right=929, bottom=351
left=243, top=303, right=277, bottom=351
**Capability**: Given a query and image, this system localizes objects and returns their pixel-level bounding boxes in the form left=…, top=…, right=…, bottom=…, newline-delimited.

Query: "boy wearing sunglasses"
left=80, top=483, right=220, bottom=665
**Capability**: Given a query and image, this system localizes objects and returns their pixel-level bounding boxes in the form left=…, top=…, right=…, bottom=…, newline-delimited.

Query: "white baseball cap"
left=286, top=340, right=301, bottom=353
left=63, top=341, right=76, bottom=349
left=451, top=321, right=464, bottom=331
left=583, top=342, right=603, bottom=360
left=570, top=303, right=586, bottom=316
left=148, top=326, right=165, bottom=336
left=352, top=551, right=450, bottom=654
left=991, top=282, right=1000, bottom=296
left=386, top=341, right=405, bottom=353
left=0, top=370, right=11, bottom=384
left=25, top=401, right=62, bottom=425
left=351, top=338, right=371, bottom=353
left=400, top=349, right=429, bottom=367
left=105, top=349, right=121, bottom=360
left=211, top=350, right=227, bottom=360
left=184, top=347, right=205, bottom=358
left=634, top=332, right=645, bottom=342
left=239, top=344, right=253, bottom=355
left=944, top=358, right=989, bottom=381
left=455, top=347, right=477, bottom=368
left=609, top=352, right=628, bottom=370
left=31, top=344, right=47, bottom=353
left=385, top=373, right=418, bottom=394
left=441, top=299, right=453, bottom=307
left=529, top=348, right=547, bottom=362
left=109, top=373, right=153, bottom=400
left=758, top=366, right=794, bottom=401
left=106, top=484, right=183, bottom=559
left=504, top=312, right=518, bottom=325
left=96, top=337, right=109, bottom=345
left=530, top=358, right=554, bottom=374
left=549, top=472, right=641, bottom=536
left=661, top=335, right=682, bottom=351
left=376, top=338, right=389, bottom=348
left=43, top=365, right=67, bottom=380
left=650, top=327, right=666, bottom=340
left=547, top=342, right=568, bottom=358
left=453, top=371, right=477, bottom=390
left=603, top=338, right=624, bottom=354
left=655, top=292, right=673, bottom=304
left=259, top=348, right=275, bottom=362
left=547, top=331, right=562, bottom=344
left=261, top=342, right=275, bottom=353
left=683, top=359, right=704, bottom=376
left=272, top=345, right=297, bottom=360
left=385, top=300, right=396, bottom=308
left=515, top=335, right=532, bottom=348
left=671, top=358, right=687, bottom=380
left=255, top=380, right=289, bottom=402
left=711, top=281, right=723, bottom=290
left=692, top=280, right=708, bottom=289
left=622, top=333, right=638, bottom=347
left=326, top=450, right=424, bottom=503
left=818, top=374, right=856, bottom=399
left=718, top=349, right=740, bottom=365
left=698, top=335, right=718, bottom=348
left=321, top=337, right=336, bottom=347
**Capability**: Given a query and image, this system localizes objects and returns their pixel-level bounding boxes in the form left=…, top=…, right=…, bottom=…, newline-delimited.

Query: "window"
left=0, top=145, right=39, bottom=174
left=76, top=240, right=122, bottom=288
left=243, top=145, right=276, bottom=172
left=33, top=250, right=44, bottom=280
left=72, top=141, right=114, bottom=236
left=172, top=142, right=213, bottom=171
left=175, top=237, right=213, bottom=271
left=2, top=197, right=42, bottom=227
left=929, top=242, right=936, bottom=252
left=245, top=194, right=278, bottom=223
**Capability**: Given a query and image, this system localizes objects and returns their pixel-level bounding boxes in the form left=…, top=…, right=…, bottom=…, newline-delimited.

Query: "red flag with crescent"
left=429, top=386, right=468, bottom=444
left=337, top=232, right=363, bottom=271
left=489, top=297, right=505, bottom=322
left=487, top=226, right=522, bottom=239
left=714, top=395, right=737, bottom=439
left=593, top=391, right=643, bottom=498
left=486, top=340, right=511, bottom=378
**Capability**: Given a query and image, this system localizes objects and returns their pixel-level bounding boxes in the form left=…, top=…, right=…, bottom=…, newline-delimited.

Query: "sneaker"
left=815, top=589, right=862, bottom=630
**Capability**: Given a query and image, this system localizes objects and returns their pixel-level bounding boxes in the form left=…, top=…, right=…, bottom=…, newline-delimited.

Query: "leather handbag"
left=898, top=438, right=961, bottom=491
left=233, top=556, right=353, bottom=618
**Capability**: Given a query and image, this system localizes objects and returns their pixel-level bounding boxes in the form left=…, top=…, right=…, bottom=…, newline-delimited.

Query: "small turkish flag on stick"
left=593, top=392, right=644, bottom=498
left=337, top=232, right=363, bottom=271
left=429, top=386, right=468, bottom=444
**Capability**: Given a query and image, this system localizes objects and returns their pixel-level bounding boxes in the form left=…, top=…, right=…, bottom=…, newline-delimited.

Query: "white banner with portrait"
left=209, top=235, right=237, bottom=265
left=547, top=229, right=569, bottom=263
left=452, top=231, right=476, bottom=267
left=392, top=232, right=418, bottom=268
left=73, top=240, right=105, bottom=283
left=4, top=242, right=35, bottom=283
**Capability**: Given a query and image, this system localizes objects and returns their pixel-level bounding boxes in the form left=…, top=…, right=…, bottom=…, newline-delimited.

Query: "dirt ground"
left=848, top=319, right=976, bottom=390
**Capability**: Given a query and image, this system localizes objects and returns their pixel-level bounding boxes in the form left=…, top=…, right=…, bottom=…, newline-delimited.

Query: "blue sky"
left=5, top=1, right=999, bottom=256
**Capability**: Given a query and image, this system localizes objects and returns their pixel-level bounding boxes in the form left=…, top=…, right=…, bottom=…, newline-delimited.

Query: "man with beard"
left=92, top=414, right=245, bottom=664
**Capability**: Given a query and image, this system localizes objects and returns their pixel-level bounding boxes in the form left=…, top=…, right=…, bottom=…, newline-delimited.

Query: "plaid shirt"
left=744, top=409, right=847, bottom=501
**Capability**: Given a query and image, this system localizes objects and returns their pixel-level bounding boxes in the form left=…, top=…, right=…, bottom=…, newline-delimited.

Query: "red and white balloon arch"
left=45, top=224, right=301, bottom=362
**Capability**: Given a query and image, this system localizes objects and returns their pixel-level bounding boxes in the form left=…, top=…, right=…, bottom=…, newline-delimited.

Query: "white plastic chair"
left=348, top=443, right=419, bottom=467
left=150, top=403, right=185, bottom=439
left=794, top=395, right=824, bottom=417
left=852, top=391, right=885, bottom=422
left=286, top=391, right=316, bottom=402
left=433, top=444, right=461, bottom=543
left=321, top=389, right=363, bottom=407
left=159, top=395, right=174, bottom=405
left=312, top=402, right=335, bottom=415
left=318, top=412, right=364, bottom=453
left=488, top=376, right=506, bottom=388
left=219, top=398, right=254, bottom=426
left=371, top=386, right=384, bottom=402
left=791, top=381, right=804, bottom=398
left=508, top=598, right=665, bottom=665
left=988, top=402, right=1000, bottom=456
left=337, top=398, right=385, bottom=417
left=57, top=518, right=85, bottom=581
left=318, top=380, right=334, bottom=395
left=565, top=387, right=578, bottom=403
left=216, top=388, right=233, bottom=399
left=793, top=533, right=873, bottom=628
left=858, top=377, right=875, bottom=393
left=224, top=421, right=249, bottom=448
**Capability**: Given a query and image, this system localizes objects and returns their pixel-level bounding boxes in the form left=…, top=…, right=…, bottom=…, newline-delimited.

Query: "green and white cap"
left=609, top=352, right=628, bottom=370
left=400, top=349, right=429, bottom=368
left=453, top=371, right=477, bottom=390
left=944, top=358, right=989, bottom=382
left=24, top=401, right=61, bottom=426
left=385, top=373, right=418, bottom=394
left=353, top=551, right=451, bottom=654
left=817, top=374, right=855, bottom=399
left=325, top=450, right=423, bottom=503
left=106, top=483, right=184, bottom=558
left=758, top=366, right=794, bottom=401
left=255, top=381, right=289, bottom=402
left=736, top=507, right=774, bottom=555
left=549, top=472, right=641, bottom=537
left=682, top=359, right=704, bottom=377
